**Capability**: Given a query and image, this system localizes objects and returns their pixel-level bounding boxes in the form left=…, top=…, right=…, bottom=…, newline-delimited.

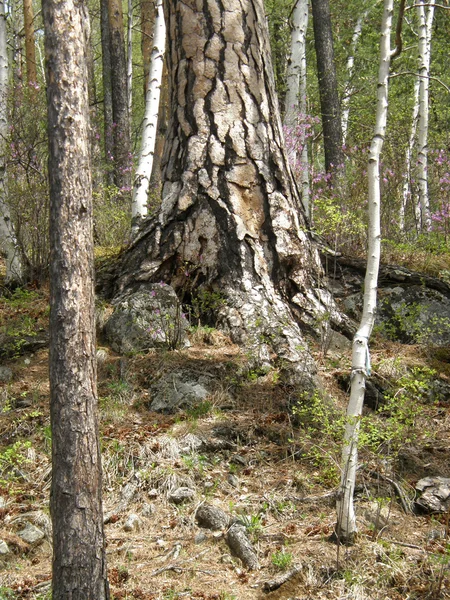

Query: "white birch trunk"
left=336, top=0, right=393, bottom=544
left=416, top=0, right=435, bottom=232
left=131, top=0, right=165, bottom=224
left=127, top=0, right=133, bottom=114
left=400, top=76, right=420, bottom=232
left=284, top=0, right=310, bottom=216
left=0, top=0, right=23, bottom=284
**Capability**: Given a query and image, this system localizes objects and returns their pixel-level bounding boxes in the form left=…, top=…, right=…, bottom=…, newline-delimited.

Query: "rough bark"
left=0, top=0, right=23, bottom=285
left=109, top=0, right=345, bottom=386
left=23, top=0, right=37, bottom=86
left=311, top=0, right=344, bottom=175
left=101, top=0, right=114, bottom=184
left=336, top=0, right=395, bottom=544
left=141, top=0, right=155, bottom=98
left=284, top=0, right=310, bottom=216
left=132, top=0, right=165, bottom=223
left=108, top=0, right=132, bottom=191
left=43, top=0, right=109, bottom=596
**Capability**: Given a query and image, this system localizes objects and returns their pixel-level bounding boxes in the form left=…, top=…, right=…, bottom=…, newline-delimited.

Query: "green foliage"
left=239, top=512, right=264, bottom=538
left=271, top=548, right=294, bottom=571
left=93, top=185, right=130, bottom=249
left=189, top=289, right=226, bottom=326
left=0, top=440, right=32, bottom=489
left=185, top=401, right=213, bottom=421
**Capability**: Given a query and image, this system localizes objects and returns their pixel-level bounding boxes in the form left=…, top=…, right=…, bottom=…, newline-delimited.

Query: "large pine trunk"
left=111, top=0, right=344, bottom=386
left=43, top=0, right=109, bottom=596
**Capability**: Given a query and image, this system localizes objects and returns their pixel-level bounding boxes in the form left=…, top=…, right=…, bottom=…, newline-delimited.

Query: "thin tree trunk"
left=43, top=0, right=109, bottom=596
left=23, top=0, right=37, bottom=86
left=149, top=60, right=168, bottom=192
left=311, top=0, right=344, bottom=175
left=401, top=76, right=420, bottom=232
left=132, top=0, right=165, bottom=224
left=101, top=0, right=114, bottom=185
left=108, top=0, right=132, bottom=192
left=416, top=0, right=435, bottom=231
left=284, top=0, right=310, bottom=217
left=127, top=0, right=133, bottom=114
left=0, top=0, right=23, bottom=285
left=336, top=0, right=397, bottom=545
left=141, top=0, right=155, bottom=99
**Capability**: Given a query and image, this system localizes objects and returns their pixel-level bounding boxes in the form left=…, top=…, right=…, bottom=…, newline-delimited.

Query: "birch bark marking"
left=336, top=0, right=395, bottom=545
left=132, top=0, right=165, bottom=224
left=284, top=0, right=310, bottom=216
left=0, top=0, right=23, bottom=285
left=416, top=0, right=435, bottom=231
left=401, top=76, right=420, bottom=232
left=43, top=0, right=109, bottom=595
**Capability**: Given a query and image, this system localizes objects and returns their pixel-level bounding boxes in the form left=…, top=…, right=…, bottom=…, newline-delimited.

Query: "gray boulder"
left=416, top=476, right=450, bottom=513
left=149, top=369, right=212, bottom=413
left=104, top=284, right=189, bottom=353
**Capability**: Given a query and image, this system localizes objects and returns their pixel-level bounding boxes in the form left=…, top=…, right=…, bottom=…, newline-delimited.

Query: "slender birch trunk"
left=127, top=0, right=133, bottom=114
left=416, top=0, right=435, bottom=232
left=0, top=0, right=23, bottom=285
left=336, top=0, right=396, bottom=544
left=131, top=0, right=165, bottom=224
left=400, top=76, right=420, bottom=232
left=284, top=0, right=310, bottom=217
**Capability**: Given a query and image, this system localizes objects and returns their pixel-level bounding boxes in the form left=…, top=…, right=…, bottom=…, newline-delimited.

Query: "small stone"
left=227, top=474, right=239, bottom=488
left=364, top=502, right=390, bottom=530
left=0, top=540, right=10, bottom=555
left=221, top=554, right=234, bottom=564
left=17, top=523, right=45, bottom=545
left=123, top=513, right=141, bottom=532
left=195, top=504, right=229, bottom=530
left=141, top=503, right=154, bottom=517
left=148, top=488, right=159, bottom=499
left=169, top=487, right=195, bottom=504
left=230, top=455, right=247, bottom=466
left=194, top=532, right=207, bottom=544
left=0, top=366, right=12, bottom=383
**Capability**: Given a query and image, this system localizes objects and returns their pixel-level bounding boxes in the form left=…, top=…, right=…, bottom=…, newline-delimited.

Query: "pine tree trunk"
left=108, top=0, right=131, bottom=191
left=23, top=0, right=37, bottom=86
left=311, top=0, right=344, bottom=175
left=112, top=0, right=344, bottom=386
left=43, top=0, right=109, bottom=596
left=132, top=0, right=165, bottom=224
left=0, top=0, right=23, bottom=285
left=336, top=0, right=394, bottom=544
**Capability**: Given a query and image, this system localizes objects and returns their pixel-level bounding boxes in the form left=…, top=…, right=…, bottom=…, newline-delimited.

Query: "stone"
left=195, top=503, right=229, bottom=530
left=123, top=513, right=141, bottom=532
left=194, top=532, right=207, bottom=544
left=416, top=476, right=450, bottom=513
left=17, top=523, right=45, bottom=545
left=104, top=284, right=189, bottom=354
left=227, top=474, right=239, bottom=488
left=141, top=503, right=154, bottom=517
left=0, top=366, right=12, bottom=383
left=364, top=501, right=391, bottom=530
left=169, top=487, right=195, bottom=504
left=148, top=370, right=212, bottom=413
left=0, top=540, right=10, bottom=555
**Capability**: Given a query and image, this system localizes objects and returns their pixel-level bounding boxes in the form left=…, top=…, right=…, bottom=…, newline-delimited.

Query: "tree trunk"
left=127, top=0, right=133, bottom=114
left=336, top=0, right=396, bottom=545
left=23, top=0, right=37, bottom=86
left=0, top=0, right=23, bottom=285
left=43, top=0, right=109, bottom=596
left=401, top=76, right=420, bottom=233
left=132, top=0, right=165, bottom=224
left=101, top=0, right=114, bottom=185
left=416, top=0, right=435, bottom=232
left=108, top=0, right=132, bottom=192
left=111, top=0, right=345, bottom=386
left=311, top=0, right=344, bottom=175
left=141, top=0, right=155, bottom=99
left=284, top=0, right=310, bottom=217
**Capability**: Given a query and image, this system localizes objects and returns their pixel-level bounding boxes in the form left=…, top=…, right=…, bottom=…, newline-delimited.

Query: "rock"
left=0, top=540, right=10, bottom=555
left=194, top=532, right=207, bottom=544
left=195, top=503, right=229, bottom=530
left=148, top=489, right=159, bottom=499
left=141, top=503, right=154, bottom=516
left=148, top=370, right=212, bottom=413
left=326, top=330, right=352, bottom=353
left=416, top=476, right=450, bottom=513
left=227, top=474, right=239, bottom=488
left=364, top=501, right=391, bottom=530
left=169, top=487, right=195, bottom=504
left=0, top=366, right=12, bottom=382
left=17, top=523, right=45, bottom=545
left=123, top=513, right=141, bottom=532
left=226, top=523, right=259, bottom=570
left=104, top=285, right=189, bottom=354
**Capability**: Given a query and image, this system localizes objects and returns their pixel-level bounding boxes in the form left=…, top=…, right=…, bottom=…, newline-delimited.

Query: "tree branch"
left=391, top=0, right=406, bottom=59
left=390, top=71, right=450, bottom=94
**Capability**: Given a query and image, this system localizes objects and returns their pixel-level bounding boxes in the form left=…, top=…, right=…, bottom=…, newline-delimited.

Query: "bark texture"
left=311, top=0, right=344, bottom=174
left=43, top=0, right=109, bottom=596
left=101, top=0, right=114, bottom=184
left=112, top=0, right=343, bottom=385
left=141, top=0, right=155, bottom=98
left=23, top=0, right=37, bottom=86
left=108, top=0, right=131, bottom=191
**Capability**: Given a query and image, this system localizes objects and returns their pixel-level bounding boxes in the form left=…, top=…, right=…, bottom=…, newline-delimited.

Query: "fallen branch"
left=263, top=565, right=302, bottom=592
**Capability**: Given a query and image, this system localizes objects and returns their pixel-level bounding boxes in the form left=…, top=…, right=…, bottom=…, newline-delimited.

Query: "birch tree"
left=284, top=0, right=310, bottom=216
left=43, top=0, right=109, bottom=595
left=0, top=0, right=23, bottom=285
left=336, top=0, right=404, bottom=545
left=131, top=0, right=165, bottom=224
left=127, top=0, right=133, bottom=114
left=400, top=76, right=420, bottom=232
left=416, top=0, right=435, bottom=231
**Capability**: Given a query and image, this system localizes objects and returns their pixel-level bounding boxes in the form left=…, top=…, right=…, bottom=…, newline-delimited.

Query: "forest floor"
left=0, top=273, right=450, bottom=600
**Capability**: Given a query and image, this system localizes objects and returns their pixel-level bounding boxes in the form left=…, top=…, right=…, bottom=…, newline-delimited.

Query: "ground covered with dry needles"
left=0, top=284, right=449, bottom=600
